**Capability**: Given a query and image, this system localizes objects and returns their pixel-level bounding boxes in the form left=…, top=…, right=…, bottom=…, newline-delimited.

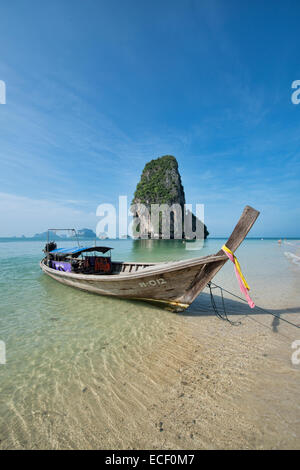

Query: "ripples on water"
left=0, top=238, right=299, bottom=448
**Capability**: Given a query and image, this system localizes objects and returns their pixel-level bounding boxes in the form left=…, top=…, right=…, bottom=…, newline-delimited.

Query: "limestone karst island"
left=132, top=155, right=209, bottom=239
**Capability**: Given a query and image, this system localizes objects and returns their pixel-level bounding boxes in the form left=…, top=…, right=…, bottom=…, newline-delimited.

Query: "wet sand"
left=1, top=291, right=299, bottom=450
left=99, top=295, right=300, bottom=450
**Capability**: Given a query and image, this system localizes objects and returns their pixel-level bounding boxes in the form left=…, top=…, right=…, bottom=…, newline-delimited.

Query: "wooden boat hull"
left=40, top=205, right=260, bottom=311
left=40, top=254, right=227, bottom=310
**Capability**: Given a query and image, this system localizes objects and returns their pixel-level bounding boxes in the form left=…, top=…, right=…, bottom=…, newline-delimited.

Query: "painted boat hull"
left=40, top=254, right=226, bottom=310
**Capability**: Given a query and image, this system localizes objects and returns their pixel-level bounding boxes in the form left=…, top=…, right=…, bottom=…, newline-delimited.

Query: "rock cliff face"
left=132, top=155, right=209, bottom=239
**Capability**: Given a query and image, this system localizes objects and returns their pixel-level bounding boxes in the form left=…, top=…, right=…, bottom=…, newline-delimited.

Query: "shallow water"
left=0, top=238, right=299, bottom=448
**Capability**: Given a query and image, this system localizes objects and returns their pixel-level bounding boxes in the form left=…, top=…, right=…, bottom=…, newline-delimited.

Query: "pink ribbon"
left=222, top=249, right=255, bottom=309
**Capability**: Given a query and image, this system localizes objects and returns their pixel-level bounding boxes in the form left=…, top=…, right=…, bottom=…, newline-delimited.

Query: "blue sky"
left=0, top=0, right=300, bottom=237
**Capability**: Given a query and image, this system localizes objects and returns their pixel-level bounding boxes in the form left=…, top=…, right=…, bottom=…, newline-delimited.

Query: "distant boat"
left=40, top=206, right=259, bottom=312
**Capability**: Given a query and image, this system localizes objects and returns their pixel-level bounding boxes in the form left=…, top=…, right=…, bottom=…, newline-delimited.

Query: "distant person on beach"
left=278, top=239, right=282, bottom=245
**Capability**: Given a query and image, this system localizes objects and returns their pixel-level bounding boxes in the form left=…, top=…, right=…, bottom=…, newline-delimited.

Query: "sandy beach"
left=1, top=301, right=299, bottom=450
left=3, top=301, right=299, bottom=450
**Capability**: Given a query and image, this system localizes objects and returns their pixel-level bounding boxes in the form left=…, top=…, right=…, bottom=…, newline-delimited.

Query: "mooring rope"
left=207, top=282, right=241, bottom=326
left=208, top=281, right=300, bottom=330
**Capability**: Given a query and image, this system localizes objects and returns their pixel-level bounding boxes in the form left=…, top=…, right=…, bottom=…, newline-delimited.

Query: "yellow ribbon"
left=222, top=244, right=250, bottom=291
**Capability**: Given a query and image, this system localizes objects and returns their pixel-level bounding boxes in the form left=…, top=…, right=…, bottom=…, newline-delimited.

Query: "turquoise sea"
left=0, top=238, right=299, bottom=448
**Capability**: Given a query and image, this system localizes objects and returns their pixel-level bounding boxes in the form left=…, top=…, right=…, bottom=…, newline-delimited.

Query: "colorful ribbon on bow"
left=222, top=245, right=255, bottom=309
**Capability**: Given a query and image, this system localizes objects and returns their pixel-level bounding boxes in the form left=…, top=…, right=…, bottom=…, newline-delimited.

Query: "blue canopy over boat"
left=49, top=246, right=113, bottom=256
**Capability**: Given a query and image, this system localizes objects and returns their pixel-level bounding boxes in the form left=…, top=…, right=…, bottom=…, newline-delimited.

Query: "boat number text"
left=139, top=278, right=167, bottom=288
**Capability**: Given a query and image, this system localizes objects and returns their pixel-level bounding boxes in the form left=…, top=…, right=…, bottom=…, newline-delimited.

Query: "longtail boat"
left=40, top=205, right=259, bottom=311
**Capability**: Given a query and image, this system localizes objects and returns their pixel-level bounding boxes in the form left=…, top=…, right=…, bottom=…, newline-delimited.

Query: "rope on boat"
left=207, top=282, right=241, bottom=326
left=209, top=281, right=300, bottom=330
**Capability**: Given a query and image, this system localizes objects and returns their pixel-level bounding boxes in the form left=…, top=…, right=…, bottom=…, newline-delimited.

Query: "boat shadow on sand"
left=185, top=291, right=300, bottom=333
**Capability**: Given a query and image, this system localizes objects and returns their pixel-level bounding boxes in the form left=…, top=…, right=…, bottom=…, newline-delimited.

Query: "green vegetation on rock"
left=133, top=155, right=185, bottom=205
